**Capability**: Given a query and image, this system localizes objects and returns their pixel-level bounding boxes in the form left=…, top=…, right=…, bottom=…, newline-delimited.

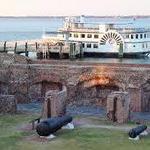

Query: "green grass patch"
left=0, top=114, right=150, bottom=150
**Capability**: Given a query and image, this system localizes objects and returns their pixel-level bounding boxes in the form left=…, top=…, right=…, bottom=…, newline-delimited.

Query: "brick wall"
left=0, top=54, right=150, bottom=113
left=0, top=95, right=17, bottom=114
left=42, top=86, right=67, bottom=118
left=107, top=92, right=130, bottom=123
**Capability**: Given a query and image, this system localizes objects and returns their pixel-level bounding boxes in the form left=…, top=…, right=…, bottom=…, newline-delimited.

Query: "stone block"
left=0, top=95, right=17, bottom=114
left=107, top=91, right=130, bottom=124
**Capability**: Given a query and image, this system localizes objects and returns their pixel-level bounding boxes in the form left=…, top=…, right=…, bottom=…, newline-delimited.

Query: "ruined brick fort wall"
left=0, top=54, right=150, bottom=112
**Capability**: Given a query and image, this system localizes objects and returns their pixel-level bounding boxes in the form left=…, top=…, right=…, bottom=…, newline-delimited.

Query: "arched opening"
left=72, top=77, right=120, bottom=108
left=67, top=77, right=120, bottom=116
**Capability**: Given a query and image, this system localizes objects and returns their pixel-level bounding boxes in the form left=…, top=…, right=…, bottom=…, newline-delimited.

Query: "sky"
left=0, top=0, right=150, bottom=16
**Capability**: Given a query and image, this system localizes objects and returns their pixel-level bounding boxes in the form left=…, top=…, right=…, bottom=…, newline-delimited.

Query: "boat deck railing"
left=59, top=26, right=150, bottom=33
left=59, top=28, right=100, bottom=33
left=112, top=27, right=150, bottom=32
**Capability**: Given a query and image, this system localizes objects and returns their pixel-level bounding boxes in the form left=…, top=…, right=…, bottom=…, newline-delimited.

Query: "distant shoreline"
left=0, top=15, right=150, bottom=19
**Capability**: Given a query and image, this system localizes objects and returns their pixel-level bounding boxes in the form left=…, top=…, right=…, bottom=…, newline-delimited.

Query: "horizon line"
left=0, top=15, right=150, bottom=18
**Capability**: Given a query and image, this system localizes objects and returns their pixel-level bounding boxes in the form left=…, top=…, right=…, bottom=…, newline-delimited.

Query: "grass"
left=75, top=115, right=150, bottom=127
left=0, top=113, right=150, bottom=150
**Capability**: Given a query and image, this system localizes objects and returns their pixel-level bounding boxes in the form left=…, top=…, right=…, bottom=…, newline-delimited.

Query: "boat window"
left=74, top=34, right=78, bottom=38
left=133, top=45, right=136, bottom=47
left=126, top=35, right=129, bottom=39
left=131, top=34, right=134, bottom=39
left=142, top=43, right=145, bottom=48
left=87, top=43, right=91, bottom=48
left=70, top=34, right=72, bottom=37
left=87, top=34, right=92, bottom=38
left=81, top=34, right=85, bottom=38
left=140, top=34, right=143, bottom=39
left=136, top=34, right=138, bottom=39
left=82, top=43, right=85, bottom=48
left=94, top=35, right=99, bottom=38
left=100, top=43, right=105, bottom=45
left=93, top=44, right=98, bottom=48
left=146, top=43, right=148, bottom=48
left=144, top=34, right=147, bottom=38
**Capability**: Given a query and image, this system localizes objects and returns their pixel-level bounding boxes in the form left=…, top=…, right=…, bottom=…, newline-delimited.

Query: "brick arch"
left=78, top=73, right=125, bottom=91
left=31, top=73, right=63, bottom=85
left=29, top=73, right=65, bottom=101
left=68, top=74, right=124, bottom=107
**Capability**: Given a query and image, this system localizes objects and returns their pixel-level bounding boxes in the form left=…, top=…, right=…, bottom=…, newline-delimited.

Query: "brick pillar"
left=107, top=91, right=130, bottom=124
left=42, top=86, right=67, bottom=118
left=127, top=88, right=142, bottom=112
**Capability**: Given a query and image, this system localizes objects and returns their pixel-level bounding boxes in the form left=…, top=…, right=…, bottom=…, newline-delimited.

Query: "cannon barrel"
left=128, top=125, right=147, bottom=138
left=36, top=115, right=73, bottom=136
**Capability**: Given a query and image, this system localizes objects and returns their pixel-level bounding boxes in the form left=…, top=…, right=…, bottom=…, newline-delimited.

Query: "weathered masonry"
left=0, top=54, right=150, bottom=114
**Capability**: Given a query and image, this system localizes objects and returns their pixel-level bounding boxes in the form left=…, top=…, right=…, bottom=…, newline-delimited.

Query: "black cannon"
left=128, top=125, right=147, bottom=138
left=36, top=115, right=73, bottom=136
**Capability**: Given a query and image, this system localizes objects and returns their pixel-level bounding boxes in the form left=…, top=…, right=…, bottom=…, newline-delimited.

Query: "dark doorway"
left=47, top=99, right=51, bottom=118
left=113, top=97, right=117, bottom=122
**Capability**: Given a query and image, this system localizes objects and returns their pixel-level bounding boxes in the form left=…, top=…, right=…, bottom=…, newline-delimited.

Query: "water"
left=0, top=16, right=150, bottom=41
left=78, top=57, right=150, bottom=64
left=0, top=17, right=63, bottom=41
left=0, top=16, right=150, bottom=64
